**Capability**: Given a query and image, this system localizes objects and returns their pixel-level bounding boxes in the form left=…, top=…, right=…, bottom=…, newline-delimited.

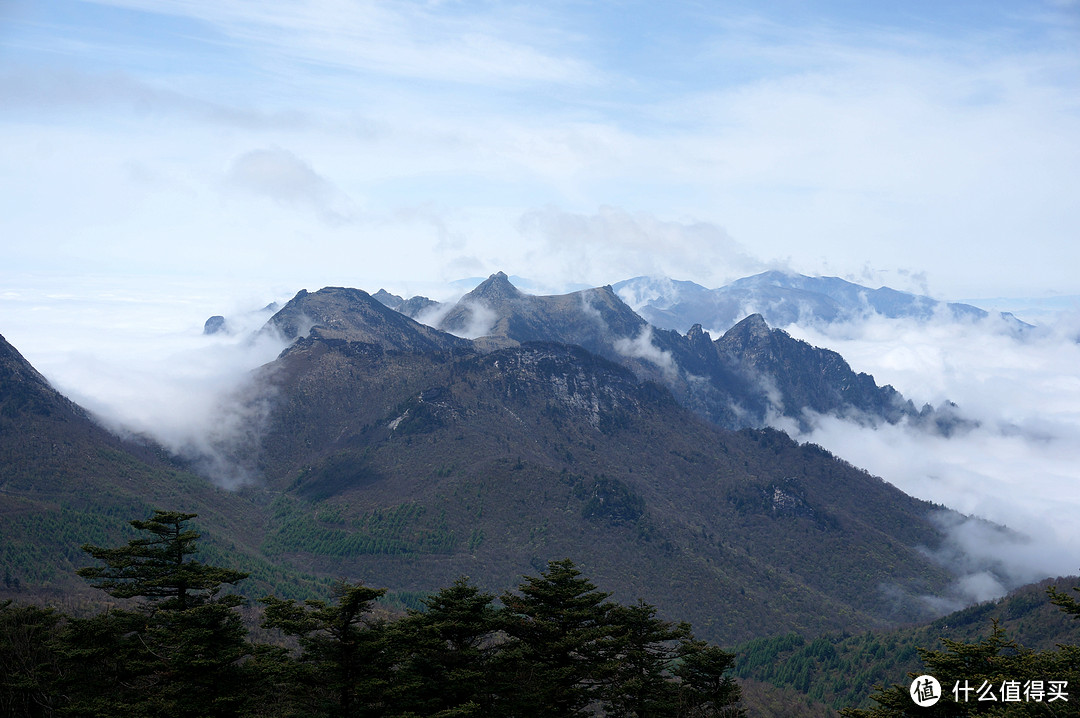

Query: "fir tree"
left=69, top=509, right=251, bottom=717
left=674, top=638, right=745, bottom=717
left=601, top=599, right=689, bottom=718
left=499, top=558, right=614, bottom=718
left=77, top=509, right=247, bottom=610
left=389, top=577, right=501, bottom=717
left=841, top=593, right=1080, bottom=718
left=0, top=600, right=62, bottom=718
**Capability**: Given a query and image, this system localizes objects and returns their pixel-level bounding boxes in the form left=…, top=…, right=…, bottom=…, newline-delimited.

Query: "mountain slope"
left=716, top=315, right=916, bottom=426
left=238, top=323, right=963, bottom=643
left=0, top=333, right=323, bottom=602
left=734, top=575, right=1080, bottom=711
left=438, top=271, right=644, bottom=351
left=268, top=286, right=470, bottom=353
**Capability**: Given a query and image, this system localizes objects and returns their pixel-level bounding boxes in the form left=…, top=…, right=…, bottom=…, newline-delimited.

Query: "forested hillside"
left=0, top=511, right=744, bottom=718
left=734, top=576, right=1080, bottom=713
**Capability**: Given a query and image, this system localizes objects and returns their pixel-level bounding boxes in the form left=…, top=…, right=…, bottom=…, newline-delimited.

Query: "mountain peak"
left=266, top=286, right=469, bottom=353
left=466, top=272, right=523, bottom=302
left=728, top=313, right=771, bottom=340
left=686, top=323, right=711, bottom=347
left=372, top=288, right=404, bottom=310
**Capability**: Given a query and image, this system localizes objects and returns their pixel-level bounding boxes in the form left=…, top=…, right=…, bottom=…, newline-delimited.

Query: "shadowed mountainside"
left=0, top=333, right=327, bottom=602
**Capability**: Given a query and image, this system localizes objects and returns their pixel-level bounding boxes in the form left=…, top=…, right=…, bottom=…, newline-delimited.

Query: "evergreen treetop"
left=77, top=509, right=248, bottom=611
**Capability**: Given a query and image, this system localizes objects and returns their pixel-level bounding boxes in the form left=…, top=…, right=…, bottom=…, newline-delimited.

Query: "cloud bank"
left=0, top=277, right=293, bottom=489
left=777, top=311, right=1080, bottom=600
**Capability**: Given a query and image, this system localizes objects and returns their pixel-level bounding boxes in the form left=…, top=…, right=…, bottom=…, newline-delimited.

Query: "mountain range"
left=375, top=272, right=966, bottom=433
left=0, top=271, right=1033, bottom=653
left=612, top=271, right=1029, bottom=334
left=378, top=270, right=1028, bottom=336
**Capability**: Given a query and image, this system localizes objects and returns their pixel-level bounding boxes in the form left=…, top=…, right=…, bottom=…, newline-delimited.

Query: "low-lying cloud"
left=517, top=206, right=769, bottom=289
left=776, top=310, right=1080, bottom=601
left=70, top=326, right=290, bottom=489
left=613, top=325, right=678, bottom=380
left=0, top=282, right=293, bottom=489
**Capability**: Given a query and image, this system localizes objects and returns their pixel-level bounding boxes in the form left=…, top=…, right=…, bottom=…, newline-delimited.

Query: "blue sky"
left=1, top=0, right=1079, bottom=303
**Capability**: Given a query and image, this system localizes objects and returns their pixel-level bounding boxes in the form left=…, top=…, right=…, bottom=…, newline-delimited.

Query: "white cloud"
left=4, top=2, right=1078, bottom=298
left=777, top=312, right=1080, bottom=596
left=441, top=300, right=497, bottom=340
left=0, top=275, right=294, bottom=488
left=517, top=206, right=768, bottom=289
left=613, top=325, right=678, bottom=380
left=225, top=146, right=355, bottom=223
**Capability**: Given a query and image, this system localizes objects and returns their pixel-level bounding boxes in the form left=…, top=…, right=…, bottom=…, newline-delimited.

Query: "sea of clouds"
left=777, top=308, right=1080, bottom=601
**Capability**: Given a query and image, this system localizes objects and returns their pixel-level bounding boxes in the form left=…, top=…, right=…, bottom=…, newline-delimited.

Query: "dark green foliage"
left=1048, top=583, right=1080, bottom=621
left=733, top=576, right=1080, bottom=713
left=0, top=601, right=62, bottom=717
left=67, top=510, right=252, bottom=717
left=388, top=577, right=501, bottom=716
left=577, top=475, right=646, bottom=526
left=601, top=600, right=689, bottom=717
left=840, top=585, right=1080, bottom=717
left=2, top=529, right=746, bottom=718
left=499, top=558, right=615, bottom=717
left=261, top=581, right=390, bottom=717
left=78, top=510, right=248, bottom=610
left=262, top=496, right=458, bottom=557
left=675, top=639, right=746, bottom=717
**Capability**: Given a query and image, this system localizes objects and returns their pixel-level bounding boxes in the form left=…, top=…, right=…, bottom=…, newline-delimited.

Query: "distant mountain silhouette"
left=614, top=271, right=1029, bottom=333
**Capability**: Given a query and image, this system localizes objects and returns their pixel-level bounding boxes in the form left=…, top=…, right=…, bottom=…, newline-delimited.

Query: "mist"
left=0, top=277, right=294, bottom=489
left=613, top=325, right=678, bottom=380
left=775, top=309, right=1080, bottom=600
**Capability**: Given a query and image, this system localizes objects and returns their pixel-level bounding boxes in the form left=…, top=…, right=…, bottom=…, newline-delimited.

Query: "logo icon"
left=911, top=675, right=941, bottom=707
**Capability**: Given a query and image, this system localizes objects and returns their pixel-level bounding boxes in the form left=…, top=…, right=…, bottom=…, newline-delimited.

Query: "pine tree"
left=499, top=558, right=614, bottom=718
left=68, top=509, right=251, bottom=717
left=601, top=599, right=689, bottom=718
left=77, top=509, right=248, bottom=610
left=674, top=638, right=744, bottom=717
left=840, top=591, right=1080, bottom=718
left=0, top=600, right=63, bottom=718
